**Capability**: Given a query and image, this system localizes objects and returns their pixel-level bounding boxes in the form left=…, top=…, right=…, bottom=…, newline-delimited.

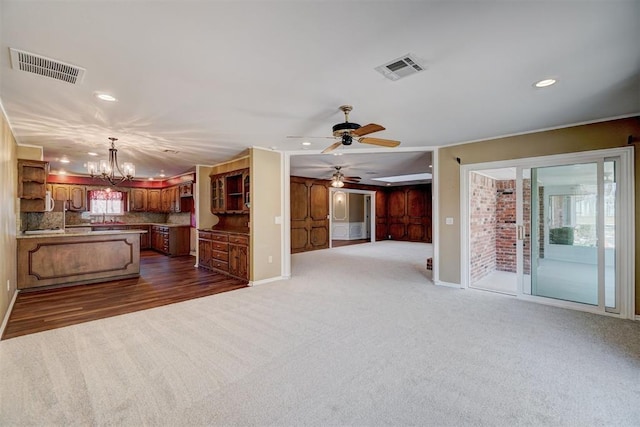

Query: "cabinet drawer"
left=198, top=231, right=212, bottom=240
left=211, top=250, right=229, bottom=262
left=210, top=232, right=229, bottom=242
left=211, top=260, right=229, bottom=272
left=212, top=241, right=228, bottom=252
left=229, top=234, right=249, bottom=245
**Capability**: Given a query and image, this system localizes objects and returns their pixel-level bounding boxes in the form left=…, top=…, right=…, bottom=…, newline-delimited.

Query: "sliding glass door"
left=516, top=157, right=621, bottom=313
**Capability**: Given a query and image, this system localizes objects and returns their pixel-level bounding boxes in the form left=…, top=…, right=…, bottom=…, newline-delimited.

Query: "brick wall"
left=496, top=180, right=516, bottom=272
left=495, top=179, right=531, bottom=274
left=469, top=173, right=496, bottom=283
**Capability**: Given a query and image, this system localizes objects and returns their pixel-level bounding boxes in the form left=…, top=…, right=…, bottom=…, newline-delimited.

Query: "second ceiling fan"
left=289, top=105, right=401, bottom=154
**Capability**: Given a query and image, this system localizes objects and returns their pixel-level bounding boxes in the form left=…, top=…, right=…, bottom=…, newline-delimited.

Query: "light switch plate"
left=445, top=217, right=454, bottom=225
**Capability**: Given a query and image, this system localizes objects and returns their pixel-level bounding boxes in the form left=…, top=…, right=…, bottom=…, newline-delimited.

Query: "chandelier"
left=86, top=137, right=135, bottom=185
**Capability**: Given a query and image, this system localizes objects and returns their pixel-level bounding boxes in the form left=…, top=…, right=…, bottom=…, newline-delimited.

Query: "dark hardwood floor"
left=2, top=250, right=248, bottom=340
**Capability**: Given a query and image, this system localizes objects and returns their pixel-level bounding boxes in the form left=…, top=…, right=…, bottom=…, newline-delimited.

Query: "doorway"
left=462, top=147, right=634, bottom=318
left=329, top=188, right=375, bottom=248
left=467, top=168, right=518, bottom=295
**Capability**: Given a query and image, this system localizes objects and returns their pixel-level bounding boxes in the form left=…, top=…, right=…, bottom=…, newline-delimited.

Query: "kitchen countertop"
left=198, top=227, right=250, bottom=235
left=18, top=229, right=148, bottom=239
left=66, top=223, right=190, bottom=228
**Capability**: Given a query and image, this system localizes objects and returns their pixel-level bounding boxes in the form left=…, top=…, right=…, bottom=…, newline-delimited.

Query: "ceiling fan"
left=288, top=105, right=401, bottom=154
left=329, top=166, right=361, bottom=188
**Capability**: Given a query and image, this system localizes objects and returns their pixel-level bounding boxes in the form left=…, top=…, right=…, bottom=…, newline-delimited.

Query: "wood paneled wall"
left=291, top=176, right=432, bottom=253
left=290, top=177, right=330, bottom=253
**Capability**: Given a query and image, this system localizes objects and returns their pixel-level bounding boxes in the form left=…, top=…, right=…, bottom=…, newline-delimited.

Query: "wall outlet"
left=268, top=255, right=273, bottom=264
left=6, top=279, right=10, bottom=291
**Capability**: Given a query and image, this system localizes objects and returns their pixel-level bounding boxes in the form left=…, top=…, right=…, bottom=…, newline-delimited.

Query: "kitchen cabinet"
left=198, top=234, right=212, bottom=269
left=228, top=234, right=249, bottom=280
left=150, top=225, right=189, bottom=256
left=211, top=176, right=225, bottom=213
left=47, top=184, right=87, bottom=211
left=125, top=225, right=150, bottom=249
left=147, top=189, right=162, bottom=212
left=179, top=182, right=193, bottom=197
left=198, top=229, right=249, bottom=280
left=18, top=159, right=48, bottom=212
left=49, top=184, right=69, bottom=203
left=68, top=186, right=87, bottom=211
left=161, top=186, right=181, bottom=213
left=210, top=168, right=250, bottom=214
left=130, top=188, right=147, bottom=212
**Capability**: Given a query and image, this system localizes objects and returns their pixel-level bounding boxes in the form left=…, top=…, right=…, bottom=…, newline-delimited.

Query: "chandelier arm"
left=88, top=137, right=135, bottom=185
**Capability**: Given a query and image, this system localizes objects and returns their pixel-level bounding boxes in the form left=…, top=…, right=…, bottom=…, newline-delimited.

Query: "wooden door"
left=290, top=177, right=329, bottom=253
left=385, top=185, right=432, bottom=243
left=406, top=188, right=426, bottom=241
left=130, top=188, right=147, bottom=211
left=388, top=188, right=407, bottom=240
left=375, top=191, right=388, bottom=240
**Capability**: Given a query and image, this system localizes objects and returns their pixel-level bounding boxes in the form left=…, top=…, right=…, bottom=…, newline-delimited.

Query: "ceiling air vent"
left=9, top=48, right=86, bottom=84
left=375, top=53, right=425, bottom=81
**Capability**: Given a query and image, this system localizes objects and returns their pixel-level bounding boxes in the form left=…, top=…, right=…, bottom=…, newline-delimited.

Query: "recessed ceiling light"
left=148, top=177, right=154, bottom=181
left=159, top=173, right=166, bottom=178
left=95, top=92, right=117, bottom=102
left=302, top=141, right=311, bottom=146
left=534, top=78, right=557, bottom=88
left=87, top=152, right=98, bottom=156
left=58, top=170, right=67, bottom=175
left=60, top=157, right=70, bottom=163
left=333, top=153, right=343, bottom=156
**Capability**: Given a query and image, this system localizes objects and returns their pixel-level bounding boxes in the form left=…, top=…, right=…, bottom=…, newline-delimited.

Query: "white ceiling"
left=1, top=1, right=638, bottom=182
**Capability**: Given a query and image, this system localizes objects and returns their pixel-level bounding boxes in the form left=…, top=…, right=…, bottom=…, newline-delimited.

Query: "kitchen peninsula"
left=17, top=229, right=145, bottom=290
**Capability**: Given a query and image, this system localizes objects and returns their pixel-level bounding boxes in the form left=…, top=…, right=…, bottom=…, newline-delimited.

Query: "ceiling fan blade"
left=286, top=135, right=336, bottom=139
left=358, top=137, right=401, bottom=148
left=344, top=178, right=361, bottom=183
left=345, top=176, right=361, bottom=180
left=352, top=123, right=385, bottom=137
left=322, top=141, right=343, bottom=154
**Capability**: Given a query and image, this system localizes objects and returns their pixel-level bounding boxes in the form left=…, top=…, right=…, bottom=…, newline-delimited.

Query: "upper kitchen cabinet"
left=68, top=186, right=87, bottom=211
left=147, top=189, right=162, bottom=212
left=47, top=184, right=87, bottom=211
left=18, top=159, right=48, bottom=212
left=130, top=188, right=148, bottom=212
left=210, top=168, right=250, bottom=214
left=161, top=185, right=181, bottom=212
left=179, top=181, right=193, bottom=197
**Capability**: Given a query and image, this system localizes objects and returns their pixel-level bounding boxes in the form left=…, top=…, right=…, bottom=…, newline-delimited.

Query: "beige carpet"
left=1, top=241, right=639, bottom=426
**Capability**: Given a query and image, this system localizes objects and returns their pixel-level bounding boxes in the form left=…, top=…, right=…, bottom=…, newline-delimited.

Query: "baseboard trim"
left=0, top=290, right=18, bottom=338
left=249, top=276, right=288, bottom=287
left=434, top=280, right=463, bottom=289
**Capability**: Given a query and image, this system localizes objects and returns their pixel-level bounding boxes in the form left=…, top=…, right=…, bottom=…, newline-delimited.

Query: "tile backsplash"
left=21, top=212, right=65, bottom=231
left=22, top=211, right=191, bottom=230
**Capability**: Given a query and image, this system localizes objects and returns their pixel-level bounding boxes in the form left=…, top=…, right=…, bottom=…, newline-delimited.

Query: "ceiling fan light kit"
left=293, top=105, right=403, bottom=154
left=329, top=166, right=361, bottom=187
